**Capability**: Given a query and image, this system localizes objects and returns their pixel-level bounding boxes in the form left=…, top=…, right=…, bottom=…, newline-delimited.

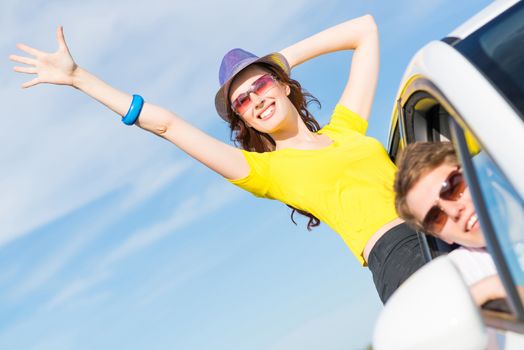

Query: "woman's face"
left=228, top=66, right=292, bottom=134
left=406, top=162, right=485, bottom=248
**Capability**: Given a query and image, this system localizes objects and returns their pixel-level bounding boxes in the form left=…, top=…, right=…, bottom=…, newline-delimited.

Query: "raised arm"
left=10, top=26, right=249, bottom=180
left=279, top=14, right=379, bottom=121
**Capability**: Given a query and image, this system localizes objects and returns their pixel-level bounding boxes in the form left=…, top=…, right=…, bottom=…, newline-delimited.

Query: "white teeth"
left=466, top=214, right=478, bottom=231
left=260, top=105, right=274, bottom=119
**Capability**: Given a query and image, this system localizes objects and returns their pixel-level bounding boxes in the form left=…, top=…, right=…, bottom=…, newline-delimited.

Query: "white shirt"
left=447, top=247, right=497, bottom=285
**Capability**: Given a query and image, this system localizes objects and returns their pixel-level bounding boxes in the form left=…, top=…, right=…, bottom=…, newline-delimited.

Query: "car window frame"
left=450, top=117, right=524, bottom=322
left=392, top=77, right=462, bottom=261
left=391, top=75, right=524, bottom=326
left=454, top=0, right=524, bottom=121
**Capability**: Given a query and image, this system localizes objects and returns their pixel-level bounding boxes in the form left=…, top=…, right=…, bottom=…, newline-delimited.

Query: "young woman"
left=10, top=15, right=425, bottom=303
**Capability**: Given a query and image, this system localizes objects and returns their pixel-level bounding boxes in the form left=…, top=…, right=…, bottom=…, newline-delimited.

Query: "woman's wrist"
left=71, top=66, right=85, bottom=89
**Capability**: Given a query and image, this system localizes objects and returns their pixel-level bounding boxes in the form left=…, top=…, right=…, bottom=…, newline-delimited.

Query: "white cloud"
left=9, top=235, right=90, bottom=300
left=119, top=160, right=193, bottom=211
left=0, top=114, right=190, bottom=246
left=97, top=180, right=241, bottom=268
left=4, top=158, right=191, bottom=303
left=43, top=269, right=111, bottom=311
left=36, top=180, right=241, bottom=311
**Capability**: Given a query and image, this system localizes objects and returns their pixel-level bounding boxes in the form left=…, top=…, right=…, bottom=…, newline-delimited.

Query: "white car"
left=374, top=0, right=524, bottom=349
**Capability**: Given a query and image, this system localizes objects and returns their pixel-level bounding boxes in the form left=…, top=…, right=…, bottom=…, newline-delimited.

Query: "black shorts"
left=367, top=223, right=426, bottom=304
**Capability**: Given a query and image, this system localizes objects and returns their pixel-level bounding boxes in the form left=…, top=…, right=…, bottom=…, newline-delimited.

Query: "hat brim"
left=214, top=52, right=290, bottom=121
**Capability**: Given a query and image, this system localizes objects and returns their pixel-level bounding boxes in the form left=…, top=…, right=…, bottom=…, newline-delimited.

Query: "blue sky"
left=1, top=0, right=492, bottom=349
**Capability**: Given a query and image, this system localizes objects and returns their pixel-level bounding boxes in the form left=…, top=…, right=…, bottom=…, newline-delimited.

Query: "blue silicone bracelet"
left=122, top=94, right=144, bottom=125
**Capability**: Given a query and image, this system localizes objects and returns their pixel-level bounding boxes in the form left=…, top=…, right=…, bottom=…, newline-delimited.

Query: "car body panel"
left=449, top=0, right=520, bottom=39
left=380, top=0, right=524, bottom=348
left=389, top=40, right=524, bottom=198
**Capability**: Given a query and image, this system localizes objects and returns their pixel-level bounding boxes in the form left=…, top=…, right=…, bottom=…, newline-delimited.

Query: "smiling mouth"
left=466, top=213, right=478, bottom=231
left=258, top=102, right=275, bottom=120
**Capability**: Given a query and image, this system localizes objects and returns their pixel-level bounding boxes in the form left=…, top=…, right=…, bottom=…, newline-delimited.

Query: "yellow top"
left=229, top=104, right=399, bottom=265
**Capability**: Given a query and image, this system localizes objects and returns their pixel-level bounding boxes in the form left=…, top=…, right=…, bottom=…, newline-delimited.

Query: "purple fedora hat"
left=214, top=48, right=290, bottom=121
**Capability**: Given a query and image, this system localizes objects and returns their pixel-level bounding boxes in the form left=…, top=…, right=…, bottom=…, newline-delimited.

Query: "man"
left=394, top=142, right=505, bottom=305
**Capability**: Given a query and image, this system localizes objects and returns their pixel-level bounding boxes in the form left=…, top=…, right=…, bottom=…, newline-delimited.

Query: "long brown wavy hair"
left=225, top=63, right=321, bottom=230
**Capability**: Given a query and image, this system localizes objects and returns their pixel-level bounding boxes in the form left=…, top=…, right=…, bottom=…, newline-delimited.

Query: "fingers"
left=16, top=43, right=43, bottom=58
left=21, top=78, right=40, bottom=89
left=14, top=66, right=37, bottom=74
left=9, top=54, right=37, bottom=66
left=56, top=26, right=69, bottom=52
left=11, top=47, right=40, bottom=89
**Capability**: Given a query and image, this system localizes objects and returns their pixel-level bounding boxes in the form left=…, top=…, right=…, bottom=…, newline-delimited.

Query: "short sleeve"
left=227, top=150, right=271, bottom=198
left=321, top=104, right=368, bottom=137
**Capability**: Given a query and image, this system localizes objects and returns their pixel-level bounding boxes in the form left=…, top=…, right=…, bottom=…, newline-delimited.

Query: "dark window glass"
left=456, top=2, right=524, bottom=119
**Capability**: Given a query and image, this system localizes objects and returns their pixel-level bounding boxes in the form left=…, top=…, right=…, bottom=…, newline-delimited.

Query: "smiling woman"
left=9, top=14, right=425, bottom=303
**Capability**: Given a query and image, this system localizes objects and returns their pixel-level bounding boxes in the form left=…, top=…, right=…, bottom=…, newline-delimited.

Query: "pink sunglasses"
left=231, top=74, right=278, bottom=115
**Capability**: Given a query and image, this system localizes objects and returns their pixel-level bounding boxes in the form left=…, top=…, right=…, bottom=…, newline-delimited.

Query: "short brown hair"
left=394, top=142, right=458, bottom=231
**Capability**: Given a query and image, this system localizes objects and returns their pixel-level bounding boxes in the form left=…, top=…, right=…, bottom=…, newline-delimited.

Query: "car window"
left=472, top=152, right=524, bottom=290
left=393, top=92, right=462, bottom=259
left=407, top=94, right=452, bottom=143
left=456, top=1, right=524, bottom=119
left=456, top=126, right=524, bottom=315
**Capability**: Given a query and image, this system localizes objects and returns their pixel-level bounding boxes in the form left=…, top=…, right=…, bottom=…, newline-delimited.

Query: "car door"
left=387, top=1, right=524, bottom=343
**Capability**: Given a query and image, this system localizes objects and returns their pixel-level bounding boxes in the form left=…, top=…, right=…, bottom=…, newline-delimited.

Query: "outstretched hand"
left=10, top=26, right=77, bottom=88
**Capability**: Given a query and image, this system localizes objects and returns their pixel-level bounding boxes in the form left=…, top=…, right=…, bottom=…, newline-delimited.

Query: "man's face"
left=406, top=162, right=485, bottom=248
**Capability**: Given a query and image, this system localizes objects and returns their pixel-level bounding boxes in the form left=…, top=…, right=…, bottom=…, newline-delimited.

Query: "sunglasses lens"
left=440, top=171, right=465, bottom=201
left=232, top=93, right=250, bottom=115
left=253, top=75, right=275, bottom=95
left=423, top=206, right=448, bottom=234
left=421, top=169, right=466, bottom=234
left=231, top=75, right=276, bottom=115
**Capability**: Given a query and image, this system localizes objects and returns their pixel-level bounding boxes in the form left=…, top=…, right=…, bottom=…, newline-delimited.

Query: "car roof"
left=448, top=0, right=520, bottom=39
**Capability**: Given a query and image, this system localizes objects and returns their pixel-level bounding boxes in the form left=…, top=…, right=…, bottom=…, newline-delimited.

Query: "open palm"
left=10, top=26, right=77, bottom=88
